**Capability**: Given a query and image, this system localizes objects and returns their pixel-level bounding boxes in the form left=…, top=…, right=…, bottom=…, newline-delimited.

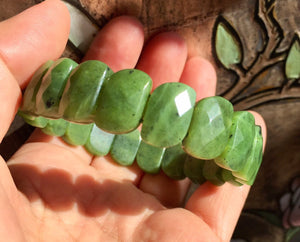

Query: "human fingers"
left=10, top=0, right=92, bottom=163
left=0, top=0, right=70, bottom=225
left=136, top=32, right=187, bottom=90
left=4, top=0, right=93, bottom=186
left=0, top=0, right=70, bottom=88
left=179, top=56, right=217, bottom=100
left=138, top=56, right=217, bottom=207
left=0, top=0, right=69, bottom=142
left=88, top=16, right=145, bottom=183
left=185, top=112, right=267, bottom=242
left=83, top=16, right=144, bottom=71
left=27, top=16, right=145, bottom=171
left=0, top=59, right=21, bottom=142
left=91, top=31, right=188, bottom=185
left=135, top=32, right=191, bottom=206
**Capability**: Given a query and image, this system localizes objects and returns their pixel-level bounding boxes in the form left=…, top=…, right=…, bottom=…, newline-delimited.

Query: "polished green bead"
left=85, top=124, right=115, bottom=156
left=233, top=125, right=263, bottom=185
left=183, top=96, right=233, bottom=160
left=242, top=159, right=262, bottom=185
left=18, top=111, right=48, bottom=128
left=161, top=144, right=187, bottom=180
left=202, top=160, right=225, bottom=186
left=246, top=151, right=263, bottom=185
left=136, top=141, right=165, bottom=174
left=221, top=169, right=243, bottom=186
left=62, top=122, right=93, bottom=146
left=20, top=60, right=54, bottom=114
left=184, top=156, right=206, bottom=184
left=41, top=118, right=68, bottom=136
left=35, top=58, right=78, bottom=118
left=215, top=111, right=255, bottom=171
left=110, top=129, right=141, bottom=166
left=60, top=60, right=113, bottom=123
left=95, top=69, right=152, bottom=133
left=142, top=83, right=196, bottom=148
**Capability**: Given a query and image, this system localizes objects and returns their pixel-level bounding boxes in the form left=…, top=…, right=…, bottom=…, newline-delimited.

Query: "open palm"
left=0, top=1, right=266, bottom=241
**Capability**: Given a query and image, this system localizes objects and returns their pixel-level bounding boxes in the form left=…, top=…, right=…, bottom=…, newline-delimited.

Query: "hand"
left=0, top=1, right=266, bottom=241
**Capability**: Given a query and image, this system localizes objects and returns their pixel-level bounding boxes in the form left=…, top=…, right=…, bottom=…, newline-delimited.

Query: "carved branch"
left=257, top=0, right=282, bottom=58
left=223, top=54, right=286, bottom=101
left=233, top=86, right=300, bottom=110
left=222, top=0, right=286, bottom=102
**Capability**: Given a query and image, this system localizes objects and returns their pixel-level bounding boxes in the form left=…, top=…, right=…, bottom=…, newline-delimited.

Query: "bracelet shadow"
left=9, top=163, right=163, bottom=217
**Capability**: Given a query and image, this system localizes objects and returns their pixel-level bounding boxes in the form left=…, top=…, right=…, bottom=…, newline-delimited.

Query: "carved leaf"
left=215, top=18, right=243, bottom=69
left=285, top=36, right=300, bottom=79
left=285, top=227, right=300, bottom=242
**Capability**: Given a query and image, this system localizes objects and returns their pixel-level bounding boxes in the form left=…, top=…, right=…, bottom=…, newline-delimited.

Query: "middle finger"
left=89, top=16, right=145, bottom=184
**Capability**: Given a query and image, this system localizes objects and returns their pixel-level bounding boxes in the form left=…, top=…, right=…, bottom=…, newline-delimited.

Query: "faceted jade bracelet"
left=18, top=58, right=263, bottom=186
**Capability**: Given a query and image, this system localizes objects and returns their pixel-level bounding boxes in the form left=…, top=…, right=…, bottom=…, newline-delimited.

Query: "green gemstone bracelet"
left=18, top=58, right=263, bottom=186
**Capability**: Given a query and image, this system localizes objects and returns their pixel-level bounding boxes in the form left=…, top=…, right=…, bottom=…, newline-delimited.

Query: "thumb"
left=0, top=0, right=70, bottom=88
left=0, top=59, right=21, bottom=142
left=0, top=0, right=70, bottom=141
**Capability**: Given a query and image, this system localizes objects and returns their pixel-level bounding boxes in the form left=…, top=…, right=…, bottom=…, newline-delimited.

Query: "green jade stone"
left=18, top=111, right=48, bottom=128
left=136, top=141, right=165, bottom=174
left=41, top=118, right=68, bottom=137
left=161, top=143, right=187, bottom=180
left=35, top=58, right=78, bottom=118
left=95, top=69, right=152, bottom=133
left=60, top=60, right=113, bottom=123
left=85, top=124, right=115, bottom=156
left=142, top=82, right=196, bottom=148
left=62, top=122, right=93, bottom=146
left=245, top=149, right=263, bottom=185
left=21, top=60, right=54, bottom=114
left=184, top=156, right=206, bottom=184
left=221, top=169, right=243, bottom=186
left=110, top=129, right=141, bottom=166
left=233, top=125, right=263, bottom=185
left=183, top=96, right=233, bottom=159
left=215, top=111, right=255, bottom=171
left=239, top=160, right=261, bottom=186
left=202, top=160, right=225, bottom=186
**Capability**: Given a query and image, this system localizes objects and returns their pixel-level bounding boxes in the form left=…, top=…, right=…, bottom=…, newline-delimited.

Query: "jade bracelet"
left=18, top=58, right=263, bottom=186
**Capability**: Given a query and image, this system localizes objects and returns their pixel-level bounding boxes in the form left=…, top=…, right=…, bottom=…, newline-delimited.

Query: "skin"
left=0, top=0, right=267, bottom=241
